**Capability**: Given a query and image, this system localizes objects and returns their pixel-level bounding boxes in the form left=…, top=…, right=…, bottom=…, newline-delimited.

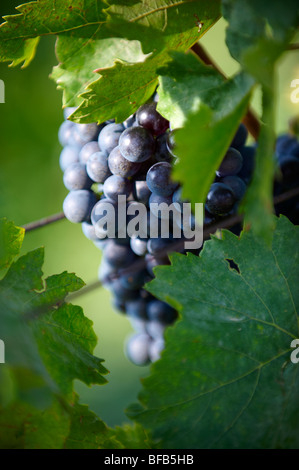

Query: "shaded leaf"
left=129, top=216, right=299, bottom=449
left=0, top=218, right=24, bottom=278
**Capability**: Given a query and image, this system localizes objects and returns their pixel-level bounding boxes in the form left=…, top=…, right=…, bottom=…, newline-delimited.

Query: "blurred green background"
left=0, top=1, right=298, bottom=427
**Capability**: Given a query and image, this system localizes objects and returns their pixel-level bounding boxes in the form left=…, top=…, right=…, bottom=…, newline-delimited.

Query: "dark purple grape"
left=58, top=120, right=74, bottom=146
left=63, top=190, right=96, bottom=223
left=146, top=162, right=178, bottom=197
left=206, top=183, right=236, bottom=216
left=216, top=148, right=243, bottom=177
left=220, top=175, right=247, bottom=201
left=75, top=122, right=102, bottom=143
left=63, top=162, right=92, bottom=191
left=108, top=146, right=141, bottom=177
left=230, top=123, right=248, bottom=149
left=59, top=145, right=80, bottom=171
left=238, top=145, right=256, bottom=183
left=125, top=333, right=151, bottom=366
left=125, top=298, right=148, bottom=319
left=82, top=221, right=98, bottom=241
left=119, top=126, right=155, bottom=163
left=130, top=236, right=148, bottom=256
left=79, top=141, right=100, bottom=164
left=155, top=133, right=172, bottom=163
left=103, top=175, right=133, bottom=201
left=147, top=300, right=177, bottom=325
left=98, top=123, right=124, bottom=156
left=86, top=151, right=111, bottom=183
left=133, top=180, right=151, bottom=205
left=103, top=240, right=136, bottom=268
left=149, top=192, right=174, bottom=219
left=136, top=102, right=169, bottom=136
left=120, top=269, right=148, bottom=291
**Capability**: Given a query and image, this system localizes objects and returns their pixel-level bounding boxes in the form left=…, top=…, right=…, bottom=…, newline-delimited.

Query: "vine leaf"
left=0, top=0, right=109, bottom=67
left=106, top=0, right=221, bottom=55
left=160, top=54, right=254, bottom=207
left=128, top=216, right=299, bottom=449
left=70, top=0, right=221, bottom=123
left=0, top=218, right=108, bottom=403
left=52, top=37, right=148, bottom=108
left=0, top=218, right=24, bottom=278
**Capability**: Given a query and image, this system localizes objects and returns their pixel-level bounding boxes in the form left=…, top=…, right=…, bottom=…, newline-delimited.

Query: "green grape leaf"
left=65, top=399, right=123, bottom=449
left=106, top=0, right=221, bottom=54
left=162, top=59, right=255, bottom=207
left=128, top=216, right=299, bottom=449
left=71, top=0, right=221, bottom=123
left=0, top=221, right=108, bottom=403
left=0, top=397, right=123, bottom=449
left=222, top=0, right=299, bottom=84
left=0, top=0, right=109, bottom=67
left=0, top=218, right=24, bottom=278
left=51, top=37, right=148, bottom=108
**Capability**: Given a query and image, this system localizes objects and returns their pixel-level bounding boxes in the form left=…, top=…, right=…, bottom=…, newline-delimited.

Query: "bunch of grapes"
left=58, top=99, right=298, bottom=366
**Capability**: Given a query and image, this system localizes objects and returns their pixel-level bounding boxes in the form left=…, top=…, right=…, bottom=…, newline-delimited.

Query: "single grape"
left=230, top=123, right=248, bottom=149
left=147, top=236, right=173, bottom=256
left=206, top=182, right=236, bottom=216
left=146, top=162, right=178, bottom=197
left=63, top=190, right=96, bottom=223
left=82, top=221, right=98, bottom=241
left=125, top=298, right=148, bottom=319
left=148, top=338, right=165, bottom=362
left=63, top=162, right=92, bottom=190
left=58, top=120, right=74, bottom=146
left=149, top=192, right=174, bottom=220
left=103, top=240, right=136, bottom=268
left=119, top=126, right=155, bottom=163
left=59, top=145, right=80, bottom=171
left=146, top=320, right=166, bottom=340
left=216, top=147, right=243, bottom=177
left=130, top=236, right=148, bottom=256
left=147, top=300, right=177, bottom=325
left=103, top=174, right=133, bottom=201
left=220, top=175, right=247, bottom=201
left=79, top=141, right=100, bottom=164
left=136, top=102, right=169, bottom=136
left=120, top=269, right=148, bottom=291
left=108, top=146, right=141, bottom=177
left=133, top=180, right=151, bottom=205
left=155, top=133, right=172, bottom=163
left=108, top=279, right=140, bottom=303
left=238, top=145, right=256, bottom=183
left=98, top=123, right=124, bottom=156
left=125, top=333, right=151, bottom=366
left=75, top=122, right=102, bottom=143
left=86, top=151, right=111, bottom=183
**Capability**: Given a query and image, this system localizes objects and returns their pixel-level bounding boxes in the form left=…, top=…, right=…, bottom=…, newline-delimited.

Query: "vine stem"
left=190, top=42, right=261, bottom=140
left=22, top=212, right=65, bottom=232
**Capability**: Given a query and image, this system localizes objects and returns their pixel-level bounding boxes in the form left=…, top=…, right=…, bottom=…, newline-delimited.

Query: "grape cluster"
left=58, top=101, right=298, bottom=366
